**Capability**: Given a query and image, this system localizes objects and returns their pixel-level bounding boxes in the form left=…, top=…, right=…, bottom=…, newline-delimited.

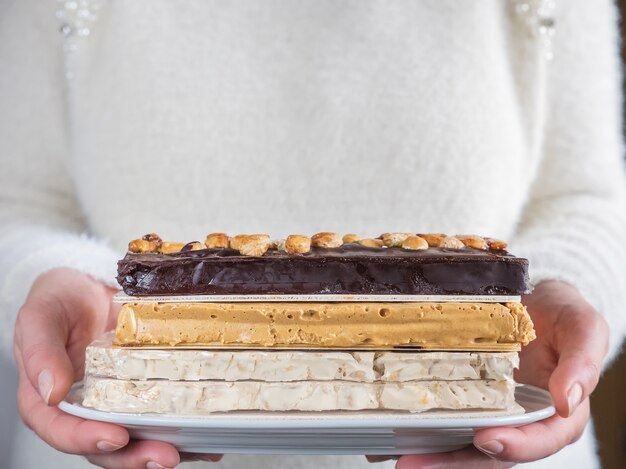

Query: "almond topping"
left=381, top=232, right=413, bottom=247
left=311, top=232, right=343, bottom=248
left=358, top=238, right=384, bottom=248
left=181, top=241, right=205, bottom=252
left=285, top=235, right=311, bottom=254
left=229, top=235, right=247, bottom=250
left=142, top=233, right=162, bottom=246
left=486, top=238, right=508, bottom=250
left=342, top=234, right=361, bottom=244
left=439, top=236, right=465, bottom=249
left=205, top=233, right=229, bottom=249
left=456, top=234, right=487, bottom=250
left=237, top=234, right=270, bottom=257
left=159, top=242, right=186, bottom=254
left=401, top=235, right=429, bottom=250
left=128, top=239, right=158, bottom=253
left=418, top=233, right=447, bottom=247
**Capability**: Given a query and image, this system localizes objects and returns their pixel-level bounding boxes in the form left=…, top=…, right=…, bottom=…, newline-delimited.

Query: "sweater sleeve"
left=511, top=0, right=626, bottom=365
left=0, top=0, right=120, bottom=357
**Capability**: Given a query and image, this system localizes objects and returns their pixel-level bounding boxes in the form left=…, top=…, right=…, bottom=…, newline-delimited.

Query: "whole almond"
left=401, top=235, right=429, bottom=250
left=456, top=234, right=487, bottom=250
left=285, top=235, right=311, bottom=254
left=160, top=242, right=186, bottom=254
left=439, top=236, right=465, bottom=249
left=381, top=232, right=412, bottom=247
left=142, top=233, right=162, bottom=247
left=205, top=233, right=229, bottom=249
left=311, top=232, right=343, bottom=248
left=128, top=239, right=158, bottom=253
left=358, top=238, right=384, bottom=248
left=229, top=235, right=247, bottom=250
left=486, top=238, right=508, bottom=250
left=342, top=234, right=361, bottom=244
left=237, top=235, right=270, bottom=257
left=418, top=233, right=447, bottom=247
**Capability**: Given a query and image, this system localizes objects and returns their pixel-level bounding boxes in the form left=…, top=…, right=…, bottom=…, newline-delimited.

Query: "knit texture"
left=1, top=1, right=624, bottom=467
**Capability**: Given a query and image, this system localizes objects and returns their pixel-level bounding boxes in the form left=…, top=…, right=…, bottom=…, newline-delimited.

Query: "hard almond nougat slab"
left=82, top=376, right=518, bottom=414
left=86, top=338, right=518, bottom=382
left=114, top=302, right=535, bottom=350
left=117, top=239, right=530, bottom=296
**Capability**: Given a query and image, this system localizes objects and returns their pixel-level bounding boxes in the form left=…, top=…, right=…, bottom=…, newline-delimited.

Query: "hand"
left=375, top=280, right=609, bottom=468
left=13, top=268, right=222, bottom=468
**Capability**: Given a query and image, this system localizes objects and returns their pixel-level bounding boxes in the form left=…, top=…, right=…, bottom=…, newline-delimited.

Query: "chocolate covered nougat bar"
left=117, top=233, right=529, bottom=296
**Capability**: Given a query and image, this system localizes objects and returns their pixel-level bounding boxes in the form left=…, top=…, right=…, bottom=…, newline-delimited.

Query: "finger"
left=550, top=311, right=608, bottom=417
left=15, top=298, right=75, bottom=406
left=86, top=440, right=181, bottom=469
left=396, top=446, right=514, bottom=468
left=474, top=399, right=590, bottom=463
left=17, top=371, right=129, bottom=454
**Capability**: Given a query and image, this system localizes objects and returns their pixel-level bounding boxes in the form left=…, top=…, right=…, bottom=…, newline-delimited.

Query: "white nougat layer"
left=82, top=375, right=518, bottom=414
left=86, top=339, right=518, bottom=382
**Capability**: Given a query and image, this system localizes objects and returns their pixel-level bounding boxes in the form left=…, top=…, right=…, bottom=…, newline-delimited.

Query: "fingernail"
left=198, top=454, right=223, bottom=462
left=96, top=440, right=125, bottom=452
left=567, top=383, right=583, bottom=416
left=37, top=369, right=54, bottom=405
left=476, top=440, right=504, bottom=456
left=146, top=462, right=172, bottom=469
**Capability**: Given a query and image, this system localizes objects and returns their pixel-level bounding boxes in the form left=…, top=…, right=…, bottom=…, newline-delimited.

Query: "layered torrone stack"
left=83, top=232, right=535, bottom=415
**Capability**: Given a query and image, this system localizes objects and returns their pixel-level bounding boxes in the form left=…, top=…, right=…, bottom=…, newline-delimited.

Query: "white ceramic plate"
left=59, top=384, right=553, bottom=455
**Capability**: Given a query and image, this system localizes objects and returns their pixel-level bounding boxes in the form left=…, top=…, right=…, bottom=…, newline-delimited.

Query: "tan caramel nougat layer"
left=115, top=302, right=535, bottom=350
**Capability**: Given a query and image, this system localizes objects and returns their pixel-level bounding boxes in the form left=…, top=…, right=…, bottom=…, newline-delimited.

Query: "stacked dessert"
left=83, top=232, right=535, bottom=415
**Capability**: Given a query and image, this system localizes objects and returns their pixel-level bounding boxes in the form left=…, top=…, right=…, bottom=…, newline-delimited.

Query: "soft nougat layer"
left=83, top=376, right=518, bottom=413
left=114, top=302, right=535, bottom=350
left=87, top=338, right=518, bottom=382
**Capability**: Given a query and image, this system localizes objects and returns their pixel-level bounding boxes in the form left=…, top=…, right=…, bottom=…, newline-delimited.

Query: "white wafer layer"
left=113, top=293, right=521, bottom=304
left=82, top=376, right=517, bottom=414
left=86, top=339, right=517, bottom=382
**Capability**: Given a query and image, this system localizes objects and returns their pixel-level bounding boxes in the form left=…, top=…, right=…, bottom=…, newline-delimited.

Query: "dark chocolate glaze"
left=117, top=244, right=530, bottom=296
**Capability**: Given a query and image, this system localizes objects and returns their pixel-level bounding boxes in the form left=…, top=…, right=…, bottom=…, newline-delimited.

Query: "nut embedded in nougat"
left=285, top=235, right=311, bottom=254
left=311, top=232, right=343, bottom=248
left=205, top=233, right=229, bottom=249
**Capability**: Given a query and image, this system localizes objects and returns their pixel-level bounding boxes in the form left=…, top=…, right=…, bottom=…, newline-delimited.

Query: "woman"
left=1, top=1, right=625, bottom=468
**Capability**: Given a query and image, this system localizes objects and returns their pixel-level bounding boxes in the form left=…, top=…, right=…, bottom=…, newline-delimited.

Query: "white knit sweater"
left=1, top=1, right=625, bottom=468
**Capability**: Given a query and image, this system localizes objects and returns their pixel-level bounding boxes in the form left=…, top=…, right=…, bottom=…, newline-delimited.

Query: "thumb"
left=14, top=296, right=75, bottom=407
left=548, top=308, right=608, bottom=418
